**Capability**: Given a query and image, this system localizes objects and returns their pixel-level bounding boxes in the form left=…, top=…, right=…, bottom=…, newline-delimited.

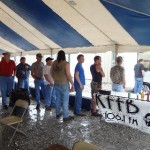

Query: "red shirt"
left=0, top=59, right=16, bottom=76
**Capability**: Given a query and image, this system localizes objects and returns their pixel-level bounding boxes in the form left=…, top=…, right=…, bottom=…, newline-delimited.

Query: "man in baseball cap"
left=31, top=53, right=45, bottom=110
left=2, top=52, right=11, bottom=56
left=43, top=57, right=55, bottom=111
left=0, top=52, right=16, bottom=109
left=45, top=57, right=54, bottom=62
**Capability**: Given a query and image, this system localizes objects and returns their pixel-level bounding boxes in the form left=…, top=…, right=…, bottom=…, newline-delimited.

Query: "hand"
left=70, top=84, right=75, bottom=92
left=95, top=65, right=101, bottom=72
left=21, top=71, right=25, bottom=75
left=49, top=81, right=54, bottom=86
left=25, top=65, right=29, bottom=69
left=79, top=84, right=84, bottom=89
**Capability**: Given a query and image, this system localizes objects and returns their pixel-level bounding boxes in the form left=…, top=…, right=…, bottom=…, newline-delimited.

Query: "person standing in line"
left=43, top=57, right=54, bottom=111
left=74, top=54, right=86, bottom=116
left=134, top=59, right=145, bottom=94
left=90, top=56, right=105, bottom=116
left=51, top=50, right=74, bottom=122
left=0, top=52, right=16, bottom=109
left=16, top=57, right=31, bottom=90
left=110, top=56, right=126, bottom=92
left=31, top=53, right=45, bottom=110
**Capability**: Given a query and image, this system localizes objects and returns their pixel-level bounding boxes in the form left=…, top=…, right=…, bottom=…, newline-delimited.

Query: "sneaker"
left=56, top=112, right=63, bottom=119
left=63, top=116, right=74, bottom=122
left=91, top=112, right=102, bottom=117
left=75, top=113, right=86, bottom=117
left=3, top=105, right=8, bottom=109
left=36, top=104, right=40, bottom=110
left=45, top=106, right=51, bottom=111
left=9, top=102, right=13, bottom=107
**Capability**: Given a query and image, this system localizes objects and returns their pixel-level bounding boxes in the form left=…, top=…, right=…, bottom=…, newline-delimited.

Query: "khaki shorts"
left=91, top=81, right=102, bottom=98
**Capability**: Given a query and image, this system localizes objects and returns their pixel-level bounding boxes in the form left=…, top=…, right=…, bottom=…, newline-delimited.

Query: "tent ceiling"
left=0, top=0, right=150, bottom=55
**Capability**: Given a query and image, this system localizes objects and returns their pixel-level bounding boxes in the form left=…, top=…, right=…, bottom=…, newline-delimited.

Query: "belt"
left=113, top=82, right=122, bottom=84
left=36, top=77, right=43, bottom=80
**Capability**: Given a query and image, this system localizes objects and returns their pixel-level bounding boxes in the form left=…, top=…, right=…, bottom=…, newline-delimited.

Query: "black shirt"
left=16, top=63, right=31, bottom=79
left=90, top=64, right=102, bottom=84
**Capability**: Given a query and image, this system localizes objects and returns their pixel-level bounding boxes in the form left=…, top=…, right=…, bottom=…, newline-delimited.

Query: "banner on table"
left=94, top=93, right=150, bottom=134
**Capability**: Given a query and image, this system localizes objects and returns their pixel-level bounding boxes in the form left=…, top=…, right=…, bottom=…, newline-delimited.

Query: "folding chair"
left=0, top=99, right=29, bottom=147
left=72, top=140, right=102, bottom=150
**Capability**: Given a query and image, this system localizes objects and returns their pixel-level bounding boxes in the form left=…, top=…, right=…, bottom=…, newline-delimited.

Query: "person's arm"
left=96, top=64, right=105, bottom=77
left=31, top=65, right=37, bottom=79
left=142, top=70, right=144, bottom=77
left=122, top=75, right=126, bottom=89
left=43, top=67, right=54, bottom=85
left=26, top=64, right=31, bottom=70
left=44, top=74, right=54, bottom=85
left=75, top=71, right=83, bottom=89
left=13, top=69, right=16, bottom=77
left=16, top=65, right=19, bottom=78
left=122, top=68, right=126, bottom=89
left=13, top=61, right=16, bottom=77
left=66, top=63, right=74, bottom=92
left=141, top=64, right=145, bottom=77
left=90, top=65, right=94, bottom=77
left=50, top=63, right=54, bottom=79
left=99, top=66, right=105, bottom=77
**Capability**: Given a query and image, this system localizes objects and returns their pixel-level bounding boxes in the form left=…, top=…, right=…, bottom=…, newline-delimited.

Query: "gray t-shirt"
left=134, top=63, right=144, bottom=78
left=31, top=62, right=44, bottom=78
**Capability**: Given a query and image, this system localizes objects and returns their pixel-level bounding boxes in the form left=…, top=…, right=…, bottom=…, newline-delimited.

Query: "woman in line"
left=51, top=50, right=74, bottom=122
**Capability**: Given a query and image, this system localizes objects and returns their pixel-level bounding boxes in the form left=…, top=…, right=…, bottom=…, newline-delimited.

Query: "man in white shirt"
left=43, top=57, right=54, bottom=110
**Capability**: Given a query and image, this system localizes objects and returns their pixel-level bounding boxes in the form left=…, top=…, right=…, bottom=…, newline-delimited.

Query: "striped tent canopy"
left=0, top=0, right=150, bottom=55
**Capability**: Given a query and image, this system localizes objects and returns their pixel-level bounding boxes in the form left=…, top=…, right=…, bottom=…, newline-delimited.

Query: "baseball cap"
left=36, top=53, right=43, bottom=57
left=46, top=57, right=54, bottom=62
left=2, top=52, right=10, bottom=56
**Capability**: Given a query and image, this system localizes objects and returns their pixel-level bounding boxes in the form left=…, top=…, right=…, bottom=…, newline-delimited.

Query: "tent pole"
left=115, top=44, right=119, bottom=58
left=114, top=44, right=119, bottom=65
left=68, top=54, right=70, bottom=63
left=50, top=49, right=52, bottom=57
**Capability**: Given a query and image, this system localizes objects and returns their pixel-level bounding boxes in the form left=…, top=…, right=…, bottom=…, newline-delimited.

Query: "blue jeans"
left=74, top=86, right=83, bottom=114
left=134, top=78, right=143, bottom=94
left=54, top=83, right=69, bottom=118
left=34, top=78, right=45, bottom=105
left=44, top=85, right=53, bottom=107
left=51, top=88, right=56, bottom=107
left=18, top=78, right=29, bottom=90
left=112, top=83, right=124, bottom=92
left=0, top=76, right=14, bottom=106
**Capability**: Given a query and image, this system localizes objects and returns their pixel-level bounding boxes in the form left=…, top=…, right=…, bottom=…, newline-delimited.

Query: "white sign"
left=94, top=93, right=150, bottom=134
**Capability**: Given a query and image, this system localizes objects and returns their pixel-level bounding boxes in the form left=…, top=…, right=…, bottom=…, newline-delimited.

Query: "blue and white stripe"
left=0, top=0, right=150, bottom=55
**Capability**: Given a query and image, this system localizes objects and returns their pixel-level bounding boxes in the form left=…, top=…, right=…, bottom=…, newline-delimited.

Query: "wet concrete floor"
left=1, top=100, right=150, bottom=150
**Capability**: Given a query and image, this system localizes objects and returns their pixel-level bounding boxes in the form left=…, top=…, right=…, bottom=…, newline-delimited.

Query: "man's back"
left=134, top=63, right=144, bottom=78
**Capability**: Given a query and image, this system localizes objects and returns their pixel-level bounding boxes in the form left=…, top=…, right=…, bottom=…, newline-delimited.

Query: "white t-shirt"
left=43, top=65, right=54, bottom=85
